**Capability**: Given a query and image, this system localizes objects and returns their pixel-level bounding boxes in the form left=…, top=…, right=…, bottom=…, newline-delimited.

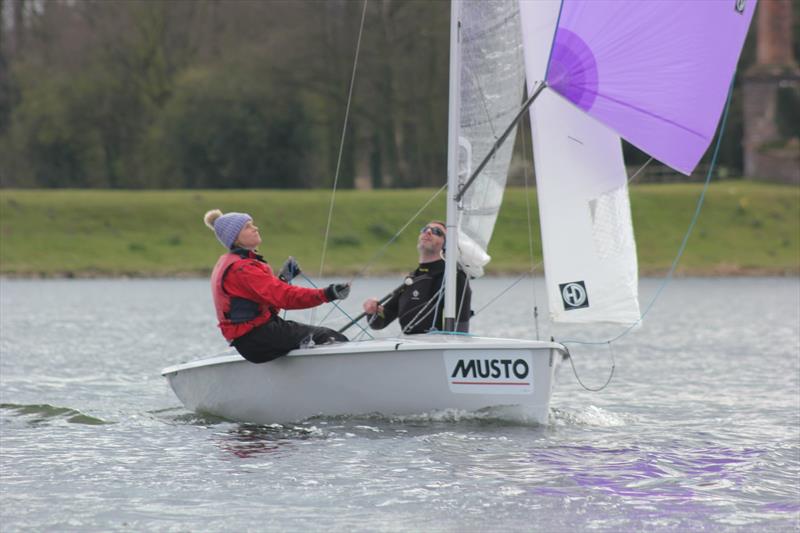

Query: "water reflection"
left=527, top=443, right=765, bottom=505
left=214, top=423, right=322, bottom=458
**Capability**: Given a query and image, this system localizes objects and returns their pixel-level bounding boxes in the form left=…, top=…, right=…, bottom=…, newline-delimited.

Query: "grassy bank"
left=1, top=182, right=798, bottom=277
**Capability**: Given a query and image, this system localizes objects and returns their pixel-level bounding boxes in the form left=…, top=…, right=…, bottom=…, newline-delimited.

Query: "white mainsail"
left=456, top=0, right=526, bottom=277
left=519, top=0, right=641, bottom=324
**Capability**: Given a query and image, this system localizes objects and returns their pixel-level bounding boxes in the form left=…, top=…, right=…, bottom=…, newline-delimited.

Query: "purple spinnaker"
left=546, top=0, right=757, bottom=175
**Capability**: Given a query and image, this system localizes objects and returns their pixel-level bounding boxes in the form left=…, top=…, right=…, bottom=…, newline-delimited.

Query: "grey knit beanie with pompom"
left=203, top=209, right=252, bottom=249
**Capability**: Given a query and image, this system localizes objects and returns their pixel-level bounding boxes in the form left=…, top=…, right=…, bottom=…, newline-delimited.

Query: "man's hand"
left=362, top=298, right=384, bottom=315
left=278, top=256, right=301, bottom=283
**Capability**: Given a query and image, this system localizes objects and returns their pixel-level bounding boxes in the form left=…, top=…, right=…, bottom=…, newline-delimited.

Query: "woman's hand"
left=325, top=282, right=351, bottom=301
left=278, top=256, right=301, bottom=282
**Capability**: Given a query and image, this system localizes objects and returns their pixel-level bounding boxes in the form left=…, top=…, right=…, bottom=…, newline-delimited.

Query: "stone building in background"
left=742, top=0, right=800, bottom=184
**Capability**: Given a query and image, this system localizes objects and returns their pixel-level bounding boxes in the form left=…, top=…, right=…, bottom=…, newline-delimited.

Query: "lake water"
left=1, top=277, right=798, bottom=531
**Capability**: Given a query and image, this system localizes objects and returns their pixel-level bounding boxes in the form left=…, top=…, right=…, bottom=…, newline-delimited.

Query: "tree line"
left=0, top=0, right=783, bottom=190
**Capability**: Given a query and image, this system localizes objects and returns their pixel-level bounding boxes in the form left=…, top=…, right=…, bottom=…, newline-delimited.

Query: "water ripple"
left=1, top=403, right=111, bottom=426
left=1, top=278, right=798, bottom=532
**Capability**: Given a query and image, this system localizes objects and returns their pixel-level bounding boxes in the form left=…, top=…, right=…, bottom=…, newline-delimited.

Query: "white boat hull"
left=162, top=335, right=566, bottom=425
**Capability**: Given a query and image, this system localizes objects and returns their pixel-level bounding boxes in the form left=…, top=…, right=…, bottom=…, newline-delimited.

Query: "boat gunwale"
left=161, top=335, right=566, bottom=376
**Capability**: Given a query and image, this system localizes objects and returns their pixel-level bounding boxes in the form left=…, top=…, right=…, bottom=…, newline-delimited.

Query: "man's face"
left=417, top=222, right=446, bottom=255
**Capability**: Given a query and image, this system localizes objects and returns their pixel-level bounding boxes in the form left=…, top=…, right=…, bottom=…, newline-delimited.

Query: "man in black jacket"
left=362, top=220, right=471, bottom=334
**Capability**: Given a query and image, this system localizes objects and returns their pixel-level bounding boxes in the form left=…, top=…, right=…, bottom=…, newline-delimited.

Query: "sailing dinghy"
left=162, top=0, right=756, bottom=425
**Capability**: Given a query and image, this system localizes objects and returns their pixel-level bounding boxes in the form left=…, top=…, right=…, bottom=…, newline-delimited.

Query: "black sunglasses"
left=420, top=225, right=445, bottom=237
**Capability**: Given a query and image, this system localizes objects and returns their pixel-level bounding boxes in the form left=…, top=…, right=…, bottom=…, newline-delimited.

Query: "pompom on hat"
left=203, top=209, right=252, bottom=249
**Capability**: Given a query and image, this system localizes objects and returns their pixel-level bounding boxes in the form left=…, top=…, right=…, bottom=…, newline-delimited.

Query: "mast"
left=443, top=0, right=462, bottom=332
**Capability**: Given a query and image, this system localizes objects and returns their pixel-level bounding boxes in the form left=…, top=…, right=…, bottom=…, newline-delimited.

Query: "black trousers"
left=232, top=316, right=348, bottom=364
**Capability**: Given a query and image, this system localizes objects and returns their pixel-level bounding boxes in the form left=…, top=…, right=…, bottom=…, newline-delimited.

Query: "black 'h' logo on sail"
left=559, top=281, right=589, bottom=310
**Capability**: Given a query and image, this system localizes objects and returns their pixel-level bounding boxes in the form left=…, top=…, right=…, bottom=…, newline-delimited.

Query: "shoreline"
left=2, top=184, right=798, bottom=278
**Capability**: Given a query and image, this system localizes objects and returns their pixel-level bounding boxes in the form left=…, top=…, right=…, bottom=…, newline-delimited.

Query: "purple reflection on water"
left=526, top=444, right=766, bottom=504
left=763, top=502, right=800, bottom=513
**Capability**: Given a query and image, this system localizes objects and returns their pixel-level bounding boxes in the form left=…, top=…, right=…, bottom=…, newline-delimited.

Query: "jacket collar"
left=417, top=258, right=445, bottom=273
left=230, top=247, right=265, bottom=262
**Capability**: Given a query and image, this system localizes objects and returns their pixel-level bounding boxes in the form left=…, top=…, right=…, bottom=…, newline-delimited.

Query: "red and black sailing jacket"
left=211, top=249, right=329, bottom=342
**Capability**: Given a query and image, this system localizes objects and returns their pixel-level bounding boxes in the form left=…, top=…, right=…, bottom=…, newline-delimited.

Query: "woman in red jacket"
left=204, top=209, right=349, bottom=363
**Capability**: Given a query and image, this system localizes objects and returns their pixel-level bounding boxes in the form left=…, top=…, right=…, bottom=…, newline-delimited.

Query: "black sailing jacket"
left=368, top=259, right=471, bottom=334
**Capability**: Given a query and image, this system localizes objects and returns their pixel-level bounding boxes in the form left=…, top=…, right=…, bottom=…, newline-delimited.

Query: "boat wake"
left=304, top=405, right=552, bottom=426
left=153, top=404, right=631, bottom=433
left=150, top=406, right=235, bottom=426
left=550, top=405, right=631, bottom=427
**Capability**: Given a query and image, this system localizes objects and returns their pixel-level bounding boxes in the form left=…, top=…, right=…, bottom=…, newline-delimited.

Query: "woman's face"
left=236, top=221, right=262, bottom=249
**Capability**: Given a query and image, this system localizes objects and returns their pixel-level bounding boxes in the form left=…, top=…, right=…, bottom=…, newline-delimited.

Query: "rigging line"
left=472, top=269, right=532, bottom=316
left=430, top=274, right=442, bottom=331
left=434, top=263, right=470, bottom=333
left=319, top=298, right=374, bottom=340
left=519, top=104, right=541, bottom=340
left=405, top=286, right=444, bottom=333
left=544, top=0, right=566, bottom=80
left=407, top=300, right=441, bottom=334
left=299, top=273, right=374, bottom=340
left=559, top=79, right=737, bottom=347
left=402, top=285, right=445, bottom=334
left=467, top=66, right=501, bottom=141
left=318, top=0, right=368, bottom=281
left=628, top=157, right=654, bottom=185
left=432, top=261, right=468, bottom=333
left=357, top=278, right=442, bottom=335
left=455, top=81, right=547, bottom=202
left=429, top=257, right=462, bottom=332
left=430, top=279, right=446, bottom=332
left=348, top=183, right=447, bottom=283
left=352, top=327, right=370, bottom=341
left=564, top=343, right=616, bottom=392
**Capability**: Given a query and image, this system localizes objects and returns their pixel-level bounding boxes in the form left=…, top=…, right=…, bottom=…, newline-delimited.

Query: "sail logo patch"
left=444, top=352, right=533, bottom=395
left=734, top=0, right=745, bottom=14
left=560, top=281, right=589, bottom=310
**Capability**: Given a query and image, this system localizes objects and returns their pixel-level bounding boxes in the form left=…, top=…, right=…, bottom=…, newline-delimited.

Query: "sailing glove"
left=278, top=256, right=301, bottom=283
left=325, top=283, right=351, bottom=301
